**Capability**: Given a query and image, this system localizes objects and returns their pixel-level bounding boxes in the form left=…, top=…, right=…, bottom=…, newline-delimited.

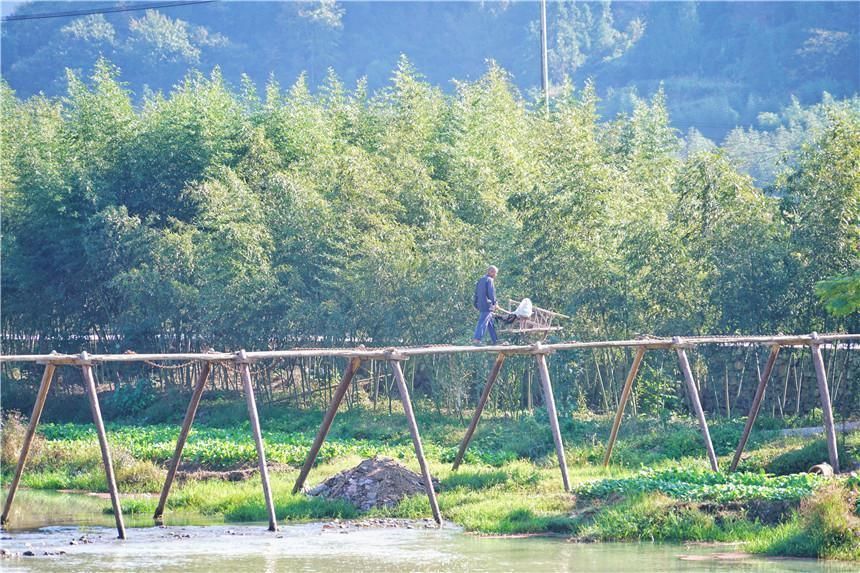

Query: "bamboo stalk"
left=389, top=359, right=442, bottom=525
left=293, top=357, right=362, bottom=494
left=730, top=345, right=780, bottom=472
left=80, top=356, right=125, bottom=539
left=154, top=361, right=211, bottom=521
left=674, top=341, right=719, bottom=472
left=1, top=362, right=56, bottom=526
left=452, top=353, right=506, bottom=470
left=238, top=350, right=278, bottom=531
left=535, top=352, right=571, bottom=491
left=810, top=335, right=840, bottom=473
left=603, top=347, right=646, bottom=467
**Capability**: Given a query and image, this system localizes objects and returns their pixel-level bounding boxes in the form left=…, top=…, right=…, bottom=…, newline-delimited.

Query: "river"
left=1, top=491, right=855, bottom=572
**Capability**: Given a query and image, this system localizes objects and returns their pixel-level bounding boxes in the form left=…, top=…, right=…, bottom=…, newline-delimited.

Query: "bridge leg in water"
left=452, top=353, right=506, bottom=471
left=2, top=362, right=56, bottom=527
left=154, top=361, right=211, bottom=521
left=292, top=357, right=362, bottom=494
left=674, top=340, right=719, bottom=472
left=603, top=347, right=646, bottom=467
left=535, top=351, right=571, bottom=491
left=389, top=359, right=442, bottom=525
left=238, top=350, right=278, bottom=532
left=730, top=345, right=781, bottom=472
left=80, top=353, right=126, bottom=539
left=811, top=334, right=840, bottom=473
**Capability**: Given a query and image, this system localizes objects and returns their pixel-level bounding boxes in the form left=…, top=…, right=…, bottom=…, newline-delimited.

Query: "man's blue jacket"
left=474, top=275, right=497, bottom=312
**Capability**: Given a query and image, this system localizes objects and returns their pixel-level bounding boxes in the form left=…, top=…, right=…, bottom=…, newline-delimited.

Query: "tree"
left=779, top=108, right=860, bottom=330
left=816, top=271, right=860, bottom=319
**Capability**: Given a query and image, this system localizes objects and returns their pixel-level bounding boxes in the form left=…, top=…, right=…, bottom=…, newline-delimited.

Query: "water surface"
left=1, top=490, right=855, bottom=572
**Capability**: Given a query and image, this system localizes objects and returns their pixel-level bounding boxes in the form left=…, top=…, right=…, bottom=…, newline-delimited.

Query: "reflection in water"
left=1, top=490, right=855, bottom=573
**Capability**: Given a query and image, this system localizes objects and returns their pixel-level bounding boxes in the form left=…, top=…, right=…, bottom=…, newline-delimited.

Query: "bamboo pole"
left=674, top=342, right=719, bottom=471
left=1, top=362, right=56, bottom=526
left=154, top=361, right=211, bottom=521
left=535, top=351, right=571, bottom=491
left=3, top=334, right=858, bottom=365
left=237, top=350, right=278, bottom=531
left=810, top=334, right=840, bottom=473
left=730, top=345, right=780, bottom=471
left=80, top=355, right=125, bottom=539
left=389, top=359, right=442, bottom=525
left=292, top=357, right=362, bottom=494
left=452, top=353, right=506, bottom=470
left=603, top=347, right=646, bottom=467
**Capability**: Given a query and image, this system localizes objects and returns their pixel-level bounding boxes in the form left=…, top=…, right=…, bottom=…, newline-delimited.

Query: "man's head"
left=487, top=265, right=498, bottom=278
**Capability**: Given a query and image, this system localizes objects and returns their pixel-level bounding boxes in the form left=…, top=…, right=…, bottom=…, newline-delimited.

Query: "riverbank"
left=2, top=405, right=859, bottom=560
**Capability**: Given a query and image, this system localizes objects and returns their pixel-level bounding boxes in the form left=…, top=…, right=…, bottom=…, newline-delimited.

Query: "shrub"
left=105, top=379, right=160, bottom=418
left=1, top=410, right=42, bottom=468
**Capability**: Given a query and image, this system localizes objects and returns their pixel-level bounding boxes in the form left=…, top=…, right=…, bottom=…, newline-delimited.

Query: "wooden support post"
left=452, top=353, right=506, bottom=471
left=674, top=340, right=719, bottom=472
left=80, top=354, right=126, bottom=539
left=810, top=334, right=840, bottom=473
left=603, top=347, right=646, bottom=467
left=154, top=361, right=211, bottom=521
left=389, top=359, right=442, bottom=525
left=535, top=352, right=571, bottom=491
left=238, top=350, right=278, bottom=531
left=292, top=357, right=362, bottom=494
left=730, top=345, right=780, bottom=472
left=1, top=362, right=56, bottom=526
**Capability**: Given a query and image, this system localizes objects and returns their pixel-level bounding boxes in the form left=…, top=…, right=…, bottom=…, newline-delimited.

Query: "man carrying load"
left=472, top=265, right=498, bottom=345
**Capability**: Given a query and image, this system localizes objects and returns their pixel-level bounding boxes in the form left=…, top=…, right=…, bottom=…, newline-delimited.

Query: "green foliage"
left=31, top=421, right=452, bottom=471
left=579, top=493, right=729, bottom=542
left=105, top=379, right=160, bottom=418
left=1, top=57, right=859, bottom=419
left=103, top=496, right=157, bottom=516
left=816, top=270, right=860, bottom=318
left=750, top=484, right=860, bottom=560
left=6, top=410, right=858, bottom=558
left=576, top=467, right=824, bottom=503
left=779, top=106, right=860, bottom=331
left=225, top=494, right=359, bottom=522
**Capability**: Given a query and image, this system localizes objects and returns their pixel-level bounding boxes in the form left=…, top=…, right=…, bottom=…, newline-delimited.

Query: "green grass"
left=2, top=405, right=859, bottom=559
left=577, top=492, right=763, bottom=542
left=747, top=484, right=860, bottom=560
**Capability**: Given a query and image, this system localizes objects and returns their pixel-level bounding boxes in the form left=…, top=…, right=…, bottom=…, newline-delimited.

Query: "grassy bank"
left=2, top=403, right=859, bottom=560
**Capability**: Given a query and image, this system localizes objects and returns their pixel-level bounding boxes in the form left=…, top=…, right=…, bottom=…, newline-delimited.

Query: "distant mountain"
left=2, top=1, right=858, bottom=140
left=0, top=1, right=24, bottom=18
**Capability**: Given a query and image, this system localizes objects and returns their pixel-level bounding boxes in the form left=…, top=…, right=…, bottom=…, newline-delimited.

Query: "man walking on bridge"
left=473, top=265, right=498, bottom=345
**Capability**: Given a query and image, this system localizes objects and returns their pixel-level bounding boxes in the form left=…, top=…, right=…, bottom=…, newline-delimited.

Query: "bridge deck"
left=1, top=333, right=857, bottom=363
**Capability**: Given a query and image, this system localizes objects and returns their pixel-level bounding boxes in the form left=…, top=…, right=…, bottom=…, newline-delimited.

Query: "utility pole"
left=540, top=0, right=550, bottom=112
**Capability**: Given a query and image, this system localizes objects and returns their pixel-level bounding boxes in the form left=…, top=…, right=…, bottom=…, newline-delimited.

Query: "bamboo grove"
left=1, top=58, right=858, bottom=419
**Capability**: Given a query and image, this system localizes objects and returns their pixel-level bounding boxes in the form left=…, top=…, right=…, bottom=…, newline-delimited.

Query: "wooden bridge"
left=1, top=332, right=857, bottom=539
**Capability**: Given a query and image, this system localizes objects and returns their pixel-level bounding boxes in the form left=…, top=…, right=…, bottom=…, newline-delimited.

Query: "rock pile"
left=307, top=456, right=436, bottom=511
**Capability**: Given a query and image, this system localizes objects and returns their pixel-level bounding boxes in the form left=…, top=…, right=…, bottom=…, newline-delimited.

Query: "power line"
left=1, top=1, right=216, bottom=23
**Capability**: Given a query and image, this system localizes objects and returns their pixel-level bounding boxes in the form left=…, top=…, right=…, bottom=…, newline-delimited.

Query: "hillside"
left=2, top=1, right=858, bottom=141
